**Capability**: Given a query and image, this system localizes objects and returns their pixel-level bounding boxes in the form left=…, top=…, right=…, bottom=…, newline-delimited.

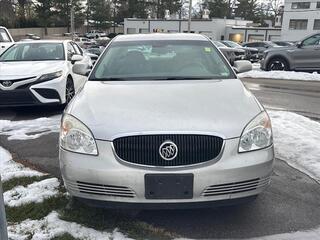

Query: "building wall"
left=226, top=27, right=281, bottom=43
left=281, top=0, right=320, bottom=41
left=124, top=18, right=252, bottom=41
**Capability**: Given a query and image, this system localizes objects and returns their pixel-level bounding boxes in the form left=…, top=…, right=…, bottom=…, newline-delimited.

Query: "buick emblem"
left=159, top=141, right=178, bottom=161
left=1, top=80, right=13, bottom=87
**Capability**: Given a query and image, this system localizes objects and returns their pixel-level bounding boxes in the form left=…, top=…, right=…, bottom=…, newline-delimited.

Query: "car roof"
left=113, top=33, right=209, bottom=42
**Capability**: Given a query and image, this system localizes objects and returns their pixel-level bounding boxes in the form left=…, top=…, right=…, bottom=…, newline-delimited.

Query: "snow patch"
left=4, top=178, right=60, bottom=207
left=7, top=211, right=132, bottom=240
left=269, top=110, right=320, bottom=181
left=0, top=115, right=60, bottom=140
left=0, top=147, right=44, bottom=182
left=239, top=70, right=320, bottom=81
left=249, top=227, right=320, bottom=240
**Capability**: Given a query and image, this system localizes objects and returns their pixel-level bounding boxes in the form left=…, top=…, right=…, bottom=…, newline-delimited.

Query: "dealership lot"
left=1, top=76, right=320, bottom=239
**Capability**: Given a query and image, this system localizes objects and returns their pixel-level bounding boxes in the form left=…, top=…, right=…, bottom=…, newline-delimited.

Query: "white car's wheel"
left=65, top=77, right=75, bottom=104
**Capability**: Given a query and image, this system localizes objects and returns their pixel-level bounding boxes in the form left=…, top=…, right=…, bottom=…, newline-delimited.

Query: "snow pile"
left=0, top=147, right=44, bottom=182
left=0, top=115, right=61, bottom=140
left=7, top=211, right=132, bottom=240
left=269, top=110, right=320, bottom=181
left=239, top=70, right=320, bottom=81
left=252, top=62, right=261, bottom=70
left=4, top=178, right=60, bottom=207
left=250, top=227, right=320, bottom=240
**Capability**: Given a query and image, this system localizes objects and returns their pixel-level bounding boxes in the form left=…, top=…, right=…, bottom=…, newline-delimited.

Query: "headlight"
left=239, top=111, right=273, bottom=153
left=60, top=114, right=98, bottom=155
left=38, top=71, right=63, bottom=82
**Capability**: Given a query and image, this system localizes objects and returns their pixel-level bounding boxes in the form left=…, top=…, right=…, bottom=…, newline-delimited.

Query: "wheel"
left=267, top=57, right=289, bottom=71
left=65, top=77, right=75, bottom=104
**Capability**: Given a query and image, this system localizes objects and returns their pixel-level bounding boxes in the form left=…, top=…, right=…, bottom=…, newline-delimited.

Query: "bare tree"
left=267, top=0, right=284, bottom=22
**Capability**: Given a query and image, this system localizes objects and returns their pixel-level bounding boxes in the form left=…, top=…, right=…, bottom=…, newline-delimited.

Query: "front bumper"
left=0, top=76, right=65, bottom=107
left=60, top=138, right=274, bottom=207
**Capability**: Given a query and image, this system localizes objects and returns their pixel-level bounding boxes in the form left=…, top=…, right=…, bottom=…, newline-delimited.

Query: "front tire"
left=267, top=57, right=289, bottom=71
left=65, top=77, right=75, bottom=104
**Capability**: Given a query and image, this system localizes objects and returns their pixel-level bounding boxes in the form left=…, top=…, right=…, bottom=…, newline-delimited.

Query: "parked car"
left=85, top=30, right=107, bottom=39
left=74, top=37, right=96, bottom=48
left=242, top=41, right=280, bottom=59
left=212, top=41, right=237, bottom=65
left=85, top=47, right=103, bottom=56
left=272, top=41, right=295, bottom=47
left=214, top=41, right=245, bottom=61
left=221, top=40, right=259, bottom=62
left=83, top=50, right=99, bottom=65
left=60, top=33, right=274, bottom=209
left=0, top=40, right=92, bottom=106
left=261, top=33, right=320, bottom=71
left=0, top=26, right=14, bottom=55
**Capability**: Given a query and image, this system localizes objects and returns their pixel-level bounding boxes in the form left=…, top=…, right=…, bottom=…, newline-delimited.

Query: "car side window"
left=67, top=42, right=76, bottom=60
left=302, top=34, right=320, bottom=46
left=71, top=42, right=83, bottom=55
left=0, top=29, right=11, bottom=42
left=248, top=43, right=257, bottom=47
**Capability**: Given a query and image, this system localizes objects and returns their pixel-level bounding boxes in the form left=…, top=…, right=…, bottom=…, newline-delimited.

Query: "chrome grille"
left=202, top=177, right=270, bottom=197
left=65, top=180, right=136, bottom=198
left=113, top=134, right=224, bottom=167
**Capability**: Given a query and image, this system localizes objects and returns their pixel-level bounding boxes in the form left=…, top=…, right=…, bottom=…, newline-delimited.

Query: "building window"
left=314, top=20, right=320, bottom=30
left=291, top=2, right=310, bottom=9
left=317, top=2, right=320, bottom=8
left=127, top=28, right=136, bottom=34
left=139, top=28, right=148, bottom=33
left=289, top=19, right=308, bottom=30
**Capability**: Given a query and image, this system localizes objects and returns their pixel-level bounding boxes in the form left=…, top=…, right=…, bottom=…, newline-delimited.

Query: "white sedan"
left=0, top=40, right=92, bottom=106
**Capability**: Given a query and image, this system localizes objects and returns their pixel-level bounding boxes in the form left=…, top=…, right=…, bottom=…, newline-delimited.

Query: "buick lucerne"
left=59, top=33, right=274, bottom=208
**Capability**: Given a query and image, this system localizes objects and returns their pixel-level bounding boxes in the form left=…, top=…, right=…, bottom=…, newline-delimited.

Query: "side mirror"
left=72, top=62, right=91, bottom=76
left=296, top=42, right=302, bottom=48
left=233, top=60, right=252, bottom=73
left=71, top=54, right=83, bottom=64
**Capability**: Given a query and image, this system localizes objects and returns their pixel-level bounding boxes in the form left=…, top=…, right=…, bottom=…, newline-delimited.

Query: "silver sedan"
left=59, top=33, right=274, bottom=209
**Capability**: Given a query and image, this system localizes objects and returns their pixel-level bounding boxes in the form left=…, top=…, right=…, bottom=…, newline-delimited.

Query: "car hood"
left=0, top=61, right=65, bottom=78
left=67, top=79, right=262, bottom=140
left=265, top=45, right=296, bottom=53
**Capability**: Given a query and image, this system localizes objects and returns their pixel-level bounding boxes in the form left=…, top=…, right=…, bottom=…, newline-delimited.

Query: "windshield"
left=90, top=40, right=234, bottom=81
left=0, top=42, right=65, bottom=62
left=213, top=41, right=226, bottom=48
left=224, top=41, right=241, bottom=48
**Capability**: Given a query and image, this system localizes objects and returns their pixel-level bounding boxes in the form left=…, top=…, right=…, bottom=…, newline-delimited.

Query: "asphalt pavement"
left=0, top=77, right=320, bottom=239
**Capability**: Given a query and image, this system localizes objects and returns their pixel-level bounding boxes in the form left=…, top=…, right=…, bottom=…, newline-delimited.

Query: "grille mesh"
left=113, top=134, right=224, bottom=167
left=0, top=90, right=37, bottom=105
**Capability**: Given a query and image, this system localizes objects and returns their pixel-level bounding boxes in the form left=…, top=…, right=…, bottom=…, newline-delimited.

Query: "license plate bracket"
left=145, top=174, right=194, bottom=199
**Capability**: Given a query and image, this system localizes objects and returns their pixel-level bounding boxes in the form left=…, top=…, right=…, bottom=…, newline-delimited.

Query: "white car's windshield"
left=0, top=42, right=65, bottom=62
left=90, top=40, right=234, bottom=81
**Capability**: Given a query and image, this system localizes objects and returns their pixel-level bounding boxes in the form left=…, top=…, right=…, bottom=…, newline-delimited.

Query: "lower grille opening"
left=0, top=90, right=37, bottom=105
left=67, top=181, right=136, bottom=198
left=34, top=88, right=61, bottom=100
left=202, top=177, right=270, bottom=197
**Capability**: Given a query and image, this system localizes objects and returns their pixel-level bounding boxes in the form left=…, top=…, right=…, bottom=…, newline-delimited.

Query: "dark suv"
left=260, top=33, right=320, bottom=71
